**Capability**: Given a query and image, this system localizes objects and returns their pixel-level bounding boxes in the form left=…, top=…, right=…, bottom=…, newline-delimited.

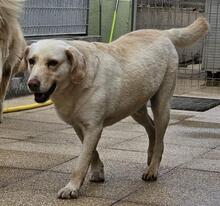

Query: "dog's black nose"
left=28, top=79, right=40, bottom=92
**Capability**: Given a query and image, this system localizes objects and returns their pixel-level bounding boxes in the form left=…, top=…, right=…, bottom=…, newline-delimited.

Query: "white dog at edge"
left=20, top=17, right=208, bottom=199
left=0, top=0, right=25, bottom=122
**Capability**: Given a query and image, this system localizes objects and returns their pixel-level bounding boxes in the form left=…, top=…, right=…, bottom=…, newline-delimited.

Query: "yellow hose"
left=3, top=99, right=53, bottom=113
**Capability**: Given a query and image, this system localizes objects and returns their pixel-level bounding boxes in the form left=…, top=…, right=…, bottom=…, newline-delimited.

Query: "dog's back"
left=89, top=17, right=209, bottom=124
left=112, top=17, right=208, bottom=49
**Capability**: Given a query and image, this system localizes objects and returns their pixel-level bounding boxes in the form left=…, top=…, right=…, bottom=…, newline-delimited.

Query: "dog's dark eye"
left=29, top=58, right=35, bottom=66
left=47, top=60, right=58, bottom=67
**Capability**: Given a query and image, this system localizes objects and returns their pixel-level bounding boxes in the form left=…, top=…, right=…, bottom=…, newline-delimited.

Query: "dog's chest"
left=54, top=102, right=77, bottom=125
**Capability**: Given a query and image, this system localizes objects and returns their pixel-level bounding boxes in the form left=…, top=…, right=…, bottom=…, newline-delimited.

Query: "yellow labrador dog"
left=21, top=17, right=208, bottom=199
left=0, top=0, right=26, bottom=122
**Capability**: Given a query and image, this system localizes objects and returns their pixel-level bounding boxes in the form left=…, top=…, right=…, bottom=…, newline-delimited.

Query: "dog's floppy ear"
left=65, top=47, right=86, bottom=84
left=18, top=46, right=30, bottom=72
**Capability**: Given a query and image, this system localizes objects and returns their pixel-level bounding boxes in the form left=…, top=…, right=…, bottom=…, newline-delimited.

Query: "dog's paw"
left=142, top=169, right=158, bottom=181
left=57, top=184, right=79, bottom=199
left=90, top=170, right=105, bottom=183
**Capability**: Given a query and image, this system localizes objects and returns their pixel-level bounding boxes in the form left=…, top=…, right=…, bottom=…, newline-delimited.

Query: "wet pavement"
left=0, top=90, right=219, bottom=206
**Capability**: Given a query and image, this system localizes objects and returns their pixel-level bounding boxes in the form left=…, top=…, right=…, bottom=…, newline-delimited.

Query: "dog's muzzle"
left=34, top=83, right=56, bottom=103
left=28, top=79, right=41, bottom=92
left=28, top=79, right=56, bottom=103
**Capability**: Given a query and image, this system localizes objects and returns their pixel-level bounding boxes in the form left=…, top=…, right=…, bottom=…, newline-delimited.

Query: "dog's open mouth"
left=34, top=83, right=56, bottom=103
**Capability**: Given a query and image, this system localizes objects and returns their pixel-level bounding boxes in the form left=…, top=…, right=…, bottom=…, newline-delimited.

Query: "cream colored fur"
left=22, top=17, right=208, bottom=199
left=0, top=0, right=26, bottom=122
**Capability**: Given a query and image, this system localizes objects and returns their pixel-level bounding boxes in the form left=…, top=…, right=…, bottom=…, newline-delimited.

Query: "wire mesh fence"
left=20, top=0, right=89, bottom=37
left=135, top=0, right=219, bottom=94
left=203, top=0, right=220, bottom=86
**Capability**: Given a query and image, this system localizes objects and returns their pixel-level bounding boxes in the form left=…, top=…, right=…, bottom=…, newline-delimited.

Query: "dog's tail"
left=0, top=0, right=24, bottom=23
left=165, top=17, right=209, bottom=48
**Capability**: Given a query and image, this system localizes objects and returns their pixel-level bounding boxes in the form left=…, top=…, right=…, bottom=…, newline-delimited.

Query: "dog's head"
left=20, top=40, right=86, bottom=103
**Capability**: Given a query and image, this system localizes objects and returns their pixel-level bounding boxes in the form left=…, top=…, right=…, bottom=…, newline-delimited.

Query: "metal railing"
left=20, top=0, right=89, bottom=37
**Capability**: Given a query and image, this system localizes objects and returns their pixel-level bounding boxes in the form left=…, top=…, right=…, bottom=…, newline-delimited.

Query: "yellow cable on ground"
left=3, top=99, right=53, bottom=113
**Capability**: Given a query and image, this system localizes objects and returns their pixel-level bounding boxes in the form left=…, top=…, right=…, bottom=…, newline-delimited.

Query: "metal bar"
left=21, top=0, right=89, bottom=36
left=86, top=0, right=90, bottom=35
left=99, top=0, right=102, bottom=36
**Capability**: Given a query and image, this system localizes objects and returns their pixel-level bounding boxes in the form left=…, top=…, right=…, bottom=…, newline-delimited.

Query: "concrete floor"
left=0, top=89, right=220, bottom=206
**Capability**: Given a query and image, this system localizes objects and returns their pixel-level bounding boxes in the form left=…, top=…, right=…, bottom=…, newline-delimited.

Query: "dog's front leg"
left=58, top=125, right=103, bottom=199
left=0, top=65, right=12, bottom=123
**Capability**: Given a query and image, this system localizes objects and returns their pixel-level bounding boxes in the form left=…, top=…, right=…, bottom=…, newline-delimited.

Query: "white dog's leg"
left=0, top=101, right=3, bottom=123
left=74, top=126, right=105, bottom=183
left=0, top=66, right=12, bottom=123
left=131, top=106, right=155, bottom=166
left=58, top=126, right=103, bottom=199
left=0, top=49, right=3, bottom=122
left=0, top=49, right=3, bottom=84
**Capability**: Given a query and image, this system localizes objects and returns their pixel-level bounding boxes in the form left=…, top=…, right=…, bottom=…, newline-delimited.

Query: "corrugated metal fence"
left=21, top=0, right=89, bottom=37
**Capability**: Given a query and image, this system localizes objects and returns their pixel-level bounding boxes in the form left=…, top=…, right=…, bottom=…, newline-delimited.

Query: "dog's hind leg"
left=89, top=149, right=105, bottom=182
left=74, top=126, right=104, bottom=183
left=0, top=65, right=12, bottom=123
left=142, top=70, right=176, bottom=181
left=131, top=106, right=155, bottom=166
